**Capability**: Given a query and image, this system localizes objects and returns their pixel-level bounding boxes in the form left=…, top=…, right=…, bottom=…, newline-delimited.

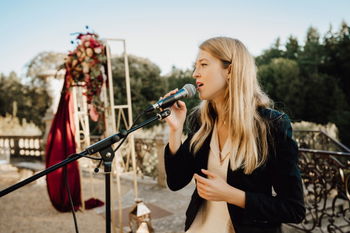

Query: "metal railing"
left=2, top=130, right=349, bottom=232
left=289, top=130, right=350, bottom=233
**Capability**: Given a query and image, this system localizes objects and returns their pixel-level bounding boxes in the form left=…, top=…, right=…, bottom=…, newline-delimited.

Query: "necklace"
left=219, top=151, right=230, bottom=165
left=217, top=120, right=229, bottom=165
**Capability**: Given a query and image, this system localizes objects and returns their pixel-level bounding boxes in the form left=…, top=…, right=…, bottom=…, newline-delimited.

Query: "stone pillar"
left=155, top=127, right=169, bottom=188
left=40, top=70, right=65, bottom=147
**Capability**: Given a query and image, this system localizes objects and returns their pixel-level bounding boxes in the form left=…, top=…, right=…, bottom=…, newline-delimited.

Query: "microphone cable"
left=62, top=99, right=169, bottom=233
left=63, top=161, right=80, bottom=233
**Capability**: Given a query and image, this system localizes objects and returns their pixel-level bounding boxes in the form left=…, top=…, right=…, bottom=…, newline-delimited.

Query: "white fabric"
left=186, top=123, right=235, bottom=233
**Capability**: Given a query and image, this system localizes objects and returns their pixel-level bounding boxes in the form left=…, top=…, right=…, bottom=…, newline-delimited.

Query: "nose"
left=192, top=67, right=200, bottom=79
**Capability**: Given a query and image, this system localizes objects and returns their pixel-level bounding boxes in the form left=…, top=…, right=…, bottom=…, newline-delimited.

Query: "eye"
left=201, top=63, right=207, bottom=67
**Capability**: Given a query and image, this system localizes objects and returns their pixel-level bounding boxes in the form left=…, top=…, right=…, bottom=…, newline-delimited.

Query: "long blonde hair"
left=190, top=37, right=272, bottom=174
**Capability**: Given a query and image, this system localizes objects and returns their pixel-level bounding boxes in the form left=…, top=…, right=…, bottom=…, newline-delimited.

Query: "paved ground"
left=0, top=163, right=303, bottom=233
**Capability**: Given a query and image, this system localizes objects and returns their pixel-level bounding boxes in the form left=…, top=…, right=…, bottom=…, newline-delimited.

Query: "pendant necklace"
left=219, top=151, right=230, bottom=165
left=218, top=120, right=229, bottom=165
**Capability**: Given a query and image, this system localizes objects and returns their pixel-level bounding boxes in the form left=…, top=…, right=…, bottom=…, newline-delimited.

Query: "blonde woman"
left=162, top=37, right=305, bottom=233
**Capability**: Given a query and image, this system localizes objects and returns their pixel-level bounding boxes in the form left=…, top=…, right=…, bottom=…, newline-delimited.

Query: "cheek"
left=208, top=73, right=227, bottom=92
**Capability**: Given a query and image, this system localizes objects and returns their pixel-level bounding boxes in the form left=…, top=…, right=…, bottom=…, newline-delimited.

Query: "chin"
left=198, top=94, right=206, bottom=100
left=198, top=91, right=215, bottom=101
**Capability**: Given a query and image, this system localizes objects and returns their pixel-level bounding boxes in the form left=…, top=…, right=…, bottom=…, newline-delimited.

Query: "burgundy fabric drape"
left=45, top=81, right=82, bottom=212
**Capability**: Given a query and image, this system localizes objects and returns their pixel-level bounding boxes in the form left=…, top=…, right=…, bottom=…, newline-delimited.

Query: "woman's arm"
left=168, top=128, right=184, bottom=155
left=164, top=106, right=202, bottom=191
left=164, top=132, right=195, bottom=191
left=244, top=114, right=306, bottom=224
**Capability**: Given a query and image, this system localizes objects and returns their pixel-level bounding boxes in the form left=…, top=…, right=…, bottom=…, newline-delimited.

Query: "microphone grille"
left=183, top=84, right=197, bottom=97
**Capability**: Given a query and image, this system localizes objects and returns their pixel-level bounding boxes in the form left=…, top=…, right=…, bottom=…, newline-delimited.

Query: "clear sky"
left=1, top=0, right=349, bottom=76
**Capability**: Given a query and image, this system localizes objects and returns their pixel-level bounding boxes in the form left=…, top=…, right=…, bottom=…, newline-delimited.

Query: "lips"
left=196, top=82, right=204, bottom=88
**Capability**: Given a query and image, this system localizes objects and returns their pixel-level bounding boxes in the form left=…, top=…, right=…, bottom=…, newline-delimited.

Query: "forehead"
left=195, top=49, right=216, bottom=62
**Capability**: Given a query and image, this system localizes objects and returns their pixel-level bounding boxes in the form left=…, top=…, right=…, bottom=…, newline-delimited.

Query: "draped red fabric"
left=45, top=80, right=82, bottom=212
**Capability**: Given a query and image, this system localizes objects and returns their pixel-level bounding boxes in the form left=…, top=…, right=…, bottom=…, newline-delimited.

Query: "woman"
left=162, top=37, right=305, bottom=233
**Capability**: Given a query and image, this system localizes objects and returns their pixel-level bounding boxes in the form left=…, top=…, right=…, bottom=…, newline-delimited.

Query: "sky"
left=0, top=0, right=349, bottom=77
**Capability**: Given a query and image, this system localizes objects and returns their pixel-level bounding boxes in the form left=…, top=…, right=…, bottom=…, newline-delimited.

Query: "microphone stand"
left=0, top=109, right=171, bottom=233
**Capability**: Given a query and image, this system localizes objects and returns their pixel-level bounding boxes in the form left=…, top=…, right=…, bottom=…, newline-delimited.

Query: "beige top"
left=186, top=122, right=235, bottom=233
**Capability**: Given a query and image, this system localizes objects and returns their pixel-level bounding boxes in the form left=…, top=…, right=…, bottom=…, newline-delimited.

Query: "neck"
left=212, top=97, right=226, bottom=123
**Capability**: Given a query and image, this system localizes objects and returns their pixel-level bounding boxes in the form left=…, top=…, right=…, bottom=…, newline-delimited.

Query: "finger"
left=196, top=183, right=204, bottom=194
left=196, top=181, right=207, bottom=192
left=175, top=101, right=180, bottom=108
left=197, top=188, right=204, bottom=198
left=194, top=173, right=208, bottom=185
left=176, top=100, right=186, bottom=109
left=163, top=88, right=178, bottom=98
left=196, top=186, right=208, bottom=200
left=159, top=97, right=163, bottom=111
left=201, top=169, right=217, bottom=179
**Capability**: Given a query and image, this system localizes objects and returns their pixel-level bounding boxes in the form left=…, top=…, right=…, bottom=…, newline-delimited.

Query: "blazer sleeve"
left=244, top=114, right=306, bottom=224
left=164, top=132, right=196, bottom=191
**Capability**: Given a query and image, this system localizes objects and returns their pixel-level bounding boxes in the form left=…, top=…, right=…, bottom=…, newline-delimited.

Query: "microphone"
left=145, top=84, right=196, bottom=113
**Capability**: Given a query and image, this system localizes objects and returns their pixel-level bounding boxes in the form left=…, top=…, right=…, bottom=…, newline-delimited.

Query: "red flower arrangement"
left=63, top=32, right=106, bottom=121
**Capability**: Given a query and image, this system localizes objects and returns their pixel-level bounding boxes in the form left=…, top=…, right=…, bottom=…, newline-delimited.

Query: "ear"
left=226, top=64, right=232, bottom=78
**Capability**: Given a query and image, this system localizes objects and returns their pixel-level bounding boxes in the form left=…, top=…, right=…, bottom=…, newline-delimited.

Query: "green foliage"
left=111, top=55, right=167, bottom=128
left=164, top=66, right=199, bottom=113
left=3, top=22, right=350, bottom=147
left=0, top=72, right=51, bottom=132
left=284, top=36, right=300, bottom=60
left=256, top=38, right=284, bottom=66
left=257, top=22, right=350, bottom=146
left=163, top=66, right=200, bottom=134
left=110, top=60, right=200, bottom=132
left=258, top=58, right=304, bottom=118
left=0, top=51, right=62, bottom=133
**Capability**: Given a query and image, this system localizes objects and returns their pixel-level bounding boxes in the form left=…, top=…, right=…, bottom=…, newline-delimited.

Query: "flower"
left=82, top=62, right=90, bottom=73
left=84, top=41, right=91, bottom=47
left=64, top=32, right=106, bottom=121
left=94, top=47, right=102, bottom=54
left=86, top=48, right=93, bottom=57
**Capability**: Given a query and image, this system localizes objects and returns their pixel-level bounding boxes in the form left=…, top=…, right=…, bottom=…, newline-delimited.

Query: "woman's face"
left=193, top=49, right=229, bottom=101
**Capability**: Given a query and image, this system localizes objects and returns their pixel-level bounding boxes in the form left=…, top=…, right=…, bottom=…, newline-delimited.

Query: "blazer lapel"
left=194, top=129, right=213, bottom=176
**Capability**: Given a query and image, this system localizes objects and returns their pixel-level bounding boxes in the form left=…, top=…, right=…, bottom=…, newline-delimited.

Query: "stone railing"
left=90, top=134, right=167, bottom=186
left=4, top=130, right=348, bottom=233
left=0, top=135, right=44, bottom=163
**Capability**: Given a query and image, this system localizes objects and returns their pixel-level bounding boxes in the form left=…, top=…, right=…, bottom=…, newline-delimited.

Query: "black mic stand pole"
left=0, top=109, right=171, bottom=233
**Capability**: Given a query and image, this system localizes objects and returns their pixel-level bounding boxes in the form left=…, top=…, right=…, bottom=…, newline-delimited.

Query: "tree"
left=111, top=55, right=167, bottom=127
left=256, top=22, right=350, bottom=146
left=298, top=27, right=324, bottom=76
left=163, top=66, right=200, bottom=133
left=284, top=36, right=300, bottom=60
left=0, top=72, right=51, bottom=132
left=256, top=37, right=284, bottom=66
left=258, top=58, right=304, bottom=119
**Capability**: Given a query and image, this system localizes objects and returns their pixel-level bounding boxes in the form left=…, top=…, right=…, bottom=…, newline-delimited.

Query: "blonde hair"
left=190, top=37, right=272, bottom=174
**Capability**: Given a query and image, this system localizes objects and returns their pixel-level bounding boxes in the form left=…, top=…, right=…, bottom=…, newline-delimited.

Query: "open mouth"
left=197, top=83, right=204, bottom=88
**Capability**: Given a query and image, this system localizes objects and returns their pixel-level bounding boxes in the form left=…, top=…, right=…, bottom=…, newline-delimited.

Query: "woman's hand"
left=194, top=169, right=246, bottom=208
left=161, top=88, right=187, bottom=132
left=194, top=169, right=231, bottom=201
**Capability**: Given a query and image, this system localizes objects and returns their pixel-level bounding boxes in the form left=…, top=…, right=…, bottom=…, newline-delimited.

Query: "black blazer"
left=164, top=107, right=305, bottom=233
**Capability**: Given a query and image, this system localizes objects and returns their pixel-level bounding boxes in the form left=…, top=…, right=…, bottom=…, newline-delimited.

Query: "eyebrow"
left=198, top=58, right=209, bottom=62
left=194, top=58, right=209, bottom=65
